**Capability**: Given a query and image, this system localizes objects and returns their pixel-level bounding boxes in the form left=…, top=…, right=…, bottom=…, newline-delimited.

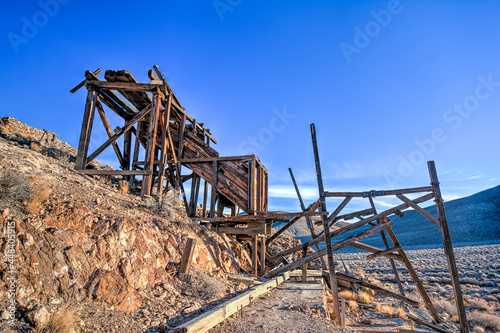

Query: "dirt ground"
left=210, top=280, right=347, bottom=333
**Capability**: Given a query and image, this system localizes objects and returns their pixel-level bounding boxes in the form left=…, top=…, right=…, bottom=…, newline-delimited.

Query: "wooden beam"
left=209, top=161, right=218, bottom=218
left=156, top=94, right=172, bottom=195
left=70, top=68, right=101, bottom=93
left=396, top=194, right=441, bottom=227
left=324, top=186, right=434, bottom=198
left=406, top=314, right=455, bottom=333
left=78, top=170, right=152, bottom=176
left=85, top=80, right=165, bottom=92
left=86, top=103, right=152, bottom=166
left=95, top=98, right=125, bottom=166
left=140, top=92, right=161, bottom=197
left=179, top=238, right=197, bottom=274
left=267, top=220, right=394, bottom=278
left=385, top=227, right=440, bottom=323
left=366, top=246, right=402, bottom=260
left=75, top=87, right=97, bottom=170
left=252, top=235, right=258, bottom=276
left=266, top=200, right=321, bottom=245
left=428, top=161, right=468, bottom=333
left=172, top=272, right=290, bottom=332
left=193, top=210, right=327, bottom=224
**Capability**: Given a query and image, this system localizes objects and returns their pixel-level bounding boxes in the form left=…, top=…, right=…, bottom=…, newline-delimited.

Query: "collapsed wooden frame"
left=261, top=124, right=469, bottom=332
left=72, top=66, right=268, bottom=218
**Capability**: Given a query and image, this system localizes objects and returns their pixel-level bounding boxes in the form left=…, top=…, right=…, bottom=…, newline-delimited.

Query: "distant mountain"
left=275, top=185, right=500, bottom=251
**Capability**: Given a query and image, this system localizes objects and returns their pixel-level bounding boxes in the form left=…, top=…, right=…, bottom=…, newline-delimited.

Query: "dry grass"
left=55, top=151, right=70, bottom=164
left=35, top=304, right=78, bottom=333
left=0, top=169, right=32, bottom=202
left=119, top=180, right=129, bottom=194
left=375, top=303, right=394, bottom=316
left=395, top=307, right=406, bottom=319
left=338, top=290, right=373, bottom=304
left=0, top=123, right=10, bottom=136
left=187, top=268, right=227, bottom=301
left=468, top=310, right=500, bottom=332
left=472, top=326, right=485, bottom=333
left=357, top=291, right=374, bottom=304
left=468, top=298, right=494, bottom=312
left=30, top=141, right=45, bottom=154
left=24, top=176, right=51, bottom=214
left=348, top=300, right=358, bottom=310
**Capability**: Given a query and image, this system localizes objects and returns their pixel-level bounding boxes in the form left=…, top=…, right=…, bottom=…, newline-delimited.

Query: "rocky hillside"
left=0, top=117, right=302, bottom=332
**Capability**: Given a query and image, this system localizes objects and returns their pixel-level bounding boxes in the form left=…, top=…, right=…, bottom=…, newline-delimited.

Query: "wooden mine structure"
left=72, top=68, right=468, bottom=333
left=71, top=66, right=269, bottom=218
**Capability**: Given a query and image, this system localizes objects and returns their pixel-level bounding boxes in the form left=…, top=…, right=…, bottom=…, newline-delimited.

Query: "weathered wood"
left=260, top=236, right=266, bottom=275
left=173, top=272, right=290, bottom=333
left=85, top=80, right=164, bottom=92
left=226, top=273, right=262, bottom=285
left=179, top=238, right=197, bottom=274
left=266, top=200, right=321, bottom=245
left=280, top=193, right=435, bottom=256
left=156, top=95, right=172, bottom=195
left=385, top=227, right=440, bottom=323
left=366, top=246, right=402, bottom=260
left=324, top=186, right=434, bottom=197
left=140, top=92, right=161, bottom=197
left=428, top=161, right=468, bottom=333
left=194, top=210, right=327, bottom=224
left=86, top=103, right=152, bottom=165
left=95, top=98, right=125, bottom=166
left=349, top=242, right=404, bottom=262
left=396, top=194, right=441, bottom=227
left=210, top=161, right=218, bottom=218
left=70, top=68, right=101, bottom=93
left=78, top=170, right=151, bottom=176
left=252, top=235, right=258, bottom=276
left=267, top=220, right=394, bottom=278
left=406, top=314, right=455, bottom=333
left=75, top=87, right=97, bottom=170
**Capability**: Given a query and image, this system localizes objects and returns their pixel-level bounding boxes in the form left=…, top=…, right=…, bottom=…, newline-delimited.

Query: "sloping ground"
left=210, top=281, right=343, bottom=333
left=0, top=117, right=301, bottom=332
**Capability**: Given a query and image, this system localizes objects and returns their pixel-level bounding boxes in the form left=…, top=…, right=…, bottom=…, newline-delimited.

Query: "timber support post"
left=310, top=123, right=341, bottom=324
left=75, top=87, right=97, bottom=170
left=428, top=161, right=469, bottom=333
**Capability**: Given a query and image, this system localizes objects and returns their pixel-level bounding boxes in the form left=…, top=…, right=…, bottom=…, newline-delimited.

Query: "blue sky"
left=1, top=1, right=499, bottom=213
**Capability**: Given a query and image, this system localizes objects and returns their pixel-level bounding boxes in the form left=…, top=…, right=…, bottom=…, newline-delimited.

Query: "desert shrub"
left=348, top=300, right=358, bottom=310
left=472, top=326, right=485, bottom=333
left=357, top=291, right=374, bottom=304
left=154, top=190, right=184, bottom=217
left=118, top=180, right=129, bottom=194
left=30, top=141, right=46, bottom=155
left=187, top=269, right=226, bottom=301
left=0, top=169, right=32, bottom=202
left=395, top=307, right=406, bottom=318
left=55, top=151, right=70, bottom=164
left=432, top=297, right=457, bottom=318
left=339, top=290, right=356, bottom=301
left=375, top=303, right=394, bottom=316
left=35, top=303, right=78, bottom=333
left=468, top=310, right=500, bottom=332
left=24, top=176, right=51, bottom=214
left=468, top=298, right=494, bottom=312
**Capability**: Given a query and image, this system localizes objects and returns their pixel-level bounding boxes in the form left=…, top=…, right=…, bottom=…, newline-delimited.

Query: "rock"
left=2, top=208, right=9, bottom=217
left=88, top=270, right=142, bottom=312
left=25, top=306, right=49, bottom=327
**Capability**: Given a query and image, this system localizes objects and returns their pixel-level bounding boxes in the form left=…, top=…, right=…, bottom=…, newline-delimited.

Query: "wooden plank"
left=85, top=80, right=165, bottom=92
left=75, top=87, right=97, bottom=170
left=70, top=68, right=101, bottom=93
left=324, top=186, right=434, bottom=197
left=95, top=98, right=125, bottom=166
left=140, top=92, right=160, bottom=197
left=314, top=208, right=376, bottom=226
left=226, top=273, right=263, bottom=285
left=385, top=227, right=440, bottom=323
left=193, top=210, right=327, bottom=224
left=173, top=272, right=290, bottom=333
left=396, top=194, right=441, bottom=227
left=179, top=238, right=197, bottom=274
left=156, top=94, right=172, bottom=195
left=349, top=242, right=403, bottom=262
left=78, top=170, right=152, bottom=175
left=406, top=314, right=455, bottom=333
left=278, top=193, right=435, bottom=256
left=267, top=220, right=394, bottom=278
left=252, top=235, right=258, bottom=276
left=366, top=246, right=402, bottom=260
left=209, top=161, right=218, bottom=217
left=428, top=161, right=468, bottom=333
left=86, top=103, right=152, bottom=165
left=266, top=200, right=321, bottom=245
left=248, top=158, right=256, bottom=213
